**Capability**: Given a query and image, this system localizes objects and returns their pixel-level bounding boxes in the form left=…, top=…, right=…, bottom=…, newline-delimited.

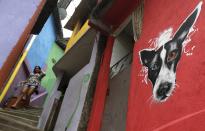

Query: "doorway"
left=101, top=20, right=134, bottom=131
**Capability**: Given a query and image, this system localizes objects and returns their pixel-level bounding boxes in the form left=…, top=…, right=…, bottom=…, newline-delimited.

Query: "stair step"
left=0, top=123, right=24, bottom=131
left=17, top=107, right=43, bottom=111
left=0, top=109, right=39, bottom=121
left=0, top=115, right=40, bottom=131
left=2, top=108, right=42, bottom=116
left=0, top=112, right=38, bottom=126
left=3, top=107, right=43, bottom=111
left=17, top=108, right=43, bottom=112
left=16, top=110, right=42, bottom=114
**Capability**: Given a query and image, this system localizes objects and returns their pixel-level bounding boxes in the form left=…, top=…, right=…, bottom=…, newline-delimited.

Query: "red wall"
left=87, top=36, right=114, bottom=131
left=127, top=0, right=205, bottom=130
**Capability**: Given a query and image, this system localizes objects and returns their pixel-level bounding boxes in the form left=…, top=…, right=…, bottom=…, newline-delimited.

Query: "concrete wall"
left=26, top=15, right=56, bottom=70
left=54, top=65, right=89, bottom=131
left=127, top=0, right=205, bottom=130
left=53, top=35, right=99, bottom=131
left=0, top=0, right=45, bottom=89
left=37, top=74, right=63, bottom=130
left=101, top=66, right=130, bottom=131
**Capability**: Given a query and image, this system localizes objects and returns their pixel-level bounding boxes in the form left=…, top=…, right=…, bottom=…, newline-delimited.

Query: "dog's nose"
left=157, top=82, right=172, bottom=100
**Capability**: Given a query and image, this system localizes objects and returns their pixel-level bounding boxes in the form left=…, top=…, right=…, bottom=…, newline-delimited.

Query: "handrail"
left=110, top=52, right=132, bottom=69
left=110, top=52, right=132, bottom=78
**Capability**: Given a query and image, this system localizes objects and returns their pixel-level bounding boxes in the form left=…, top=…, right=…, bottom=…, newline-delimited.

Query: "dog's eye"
left=167, top=51, right=178, bottom=62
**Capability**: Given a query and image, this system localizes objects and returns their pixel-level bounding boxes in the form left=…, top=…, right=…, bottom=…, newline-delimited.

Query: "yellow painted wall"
left=65, top=20, right=90, bottom=52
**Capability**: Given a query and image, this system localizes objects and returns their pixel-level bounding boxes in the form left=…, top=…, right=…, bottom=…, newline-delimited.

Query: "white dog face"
left=139, top=2, right=202, bottom=102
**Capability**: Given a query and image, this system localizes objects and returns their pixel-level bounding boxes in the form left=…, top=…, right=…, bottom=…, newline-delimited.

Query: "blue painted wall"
left=26, top=15, right=56, bottom=70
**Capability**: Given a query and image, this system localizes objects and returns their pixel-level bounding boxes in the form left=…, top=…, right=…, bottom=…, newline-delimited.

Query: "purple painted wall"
left=1, top=14, right=58, bottom=107
left=0, top=0, right=45, bottom=89
left=0, top=0, right=41, bottom=67
left=1, top=63, right=28, bottom=105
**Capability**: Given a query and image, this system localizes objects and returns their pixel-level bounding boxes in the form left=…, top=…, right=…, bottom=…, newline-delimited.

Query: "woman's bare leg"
left=11, top=86, right=29, bottom=108
left=25, top=86, right=36, bottom=106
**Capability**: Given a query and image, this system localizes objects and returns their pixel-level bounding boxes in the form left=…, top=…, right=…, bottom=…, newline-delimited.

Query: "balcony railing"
left=110, top=52, right=132, bottom=78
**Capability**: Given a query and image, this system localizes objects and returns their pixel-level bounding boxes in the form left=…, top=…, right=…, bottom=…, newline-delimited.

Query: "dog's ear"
left=139, top=50, right=156, bottom=67
left=173, top=5, right=199, bottom=44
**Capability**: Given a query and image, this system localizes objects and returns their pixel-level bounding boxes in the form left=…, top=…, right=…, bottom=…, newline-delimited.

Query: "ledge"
left=53, top=28, right=96, bottom=77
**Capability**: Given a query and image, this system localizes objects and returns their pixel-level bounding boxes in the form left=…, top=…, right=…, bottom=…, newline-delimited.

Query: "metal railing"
left=110, top=52, right=132, bottom=78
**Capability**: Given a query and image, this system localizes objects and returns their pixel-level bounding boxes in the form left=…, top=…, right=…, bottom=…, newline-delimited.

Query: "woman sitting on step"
left=11, top=66, right=46, bottom=108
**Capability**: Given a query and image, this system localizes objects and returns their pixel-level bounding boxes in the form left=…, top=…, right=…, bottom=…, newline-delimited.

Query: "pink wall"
left=127, top=0, right=205, bottom=130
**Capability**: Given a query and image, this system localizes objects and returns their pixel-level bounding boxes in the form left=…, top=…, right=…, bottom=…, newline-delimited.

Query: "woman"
left=11, top=66, right=46, bottom=108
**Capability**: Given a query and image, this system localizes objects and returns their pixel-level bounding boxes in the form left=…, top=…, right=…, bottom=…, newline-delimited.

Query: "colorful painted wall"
left=41, top=43, right=63, bottom=95
left=2, top=14, right=63, bottom=104
left=127, top=0, right=205, bottom=130
left=0, top=0, right=45, bottom=89
left=26, top=15, right=64, bottom=95
left=27, top=15, right=56, bottom=70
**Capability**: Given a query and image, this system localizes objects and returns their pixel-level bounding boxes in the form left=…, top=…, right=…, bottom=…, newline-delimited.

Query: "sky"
left=61, top=0, right=82, bottom=38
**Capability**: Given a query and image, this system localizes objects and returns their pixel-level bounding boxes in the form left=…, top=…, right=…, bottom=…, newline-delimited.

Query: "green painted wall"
left=41, top=43, right=64, bottom=95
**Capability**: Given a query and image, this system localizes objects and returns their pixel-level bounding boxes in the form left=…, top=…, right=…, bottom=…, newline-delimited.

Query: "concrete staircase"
left=0, top=107, right=42, bottom=131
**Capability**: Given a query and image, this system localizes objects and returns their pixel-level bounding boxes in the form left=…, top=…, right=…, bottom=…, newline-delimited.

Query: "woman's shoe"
left=11, top=105, right=17, bottom=109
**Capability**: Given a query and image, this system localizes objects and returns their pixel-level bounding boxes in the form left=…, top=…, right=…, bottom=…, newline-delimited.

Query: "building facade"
left=2, top=0, right=204, bottom=131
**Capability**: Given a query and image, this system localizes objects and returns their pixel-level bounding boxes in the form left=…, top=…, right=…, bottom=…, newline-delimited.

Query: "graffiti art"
left=139, top=2, right=202, bottom=102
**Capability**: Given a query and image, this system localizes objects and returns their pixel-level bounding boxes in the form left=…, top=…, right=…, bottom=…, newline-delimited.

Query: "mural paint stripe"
left=0, top=35, right=37, bottom=102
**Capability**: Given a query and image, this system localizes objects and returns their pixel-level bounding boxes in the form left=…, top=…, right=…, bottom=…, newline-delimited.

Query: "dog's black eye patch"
left=140, top=49, right=162, bottom=86
left=139, top=50, right=156, bottom=67
left=150, top=63, right=160, bottom=71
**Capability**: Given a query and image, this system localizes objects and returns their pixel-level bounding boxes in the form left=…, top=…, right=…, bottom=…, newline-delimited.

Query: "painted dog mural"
left=139, top=2, right=202, bottom=102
